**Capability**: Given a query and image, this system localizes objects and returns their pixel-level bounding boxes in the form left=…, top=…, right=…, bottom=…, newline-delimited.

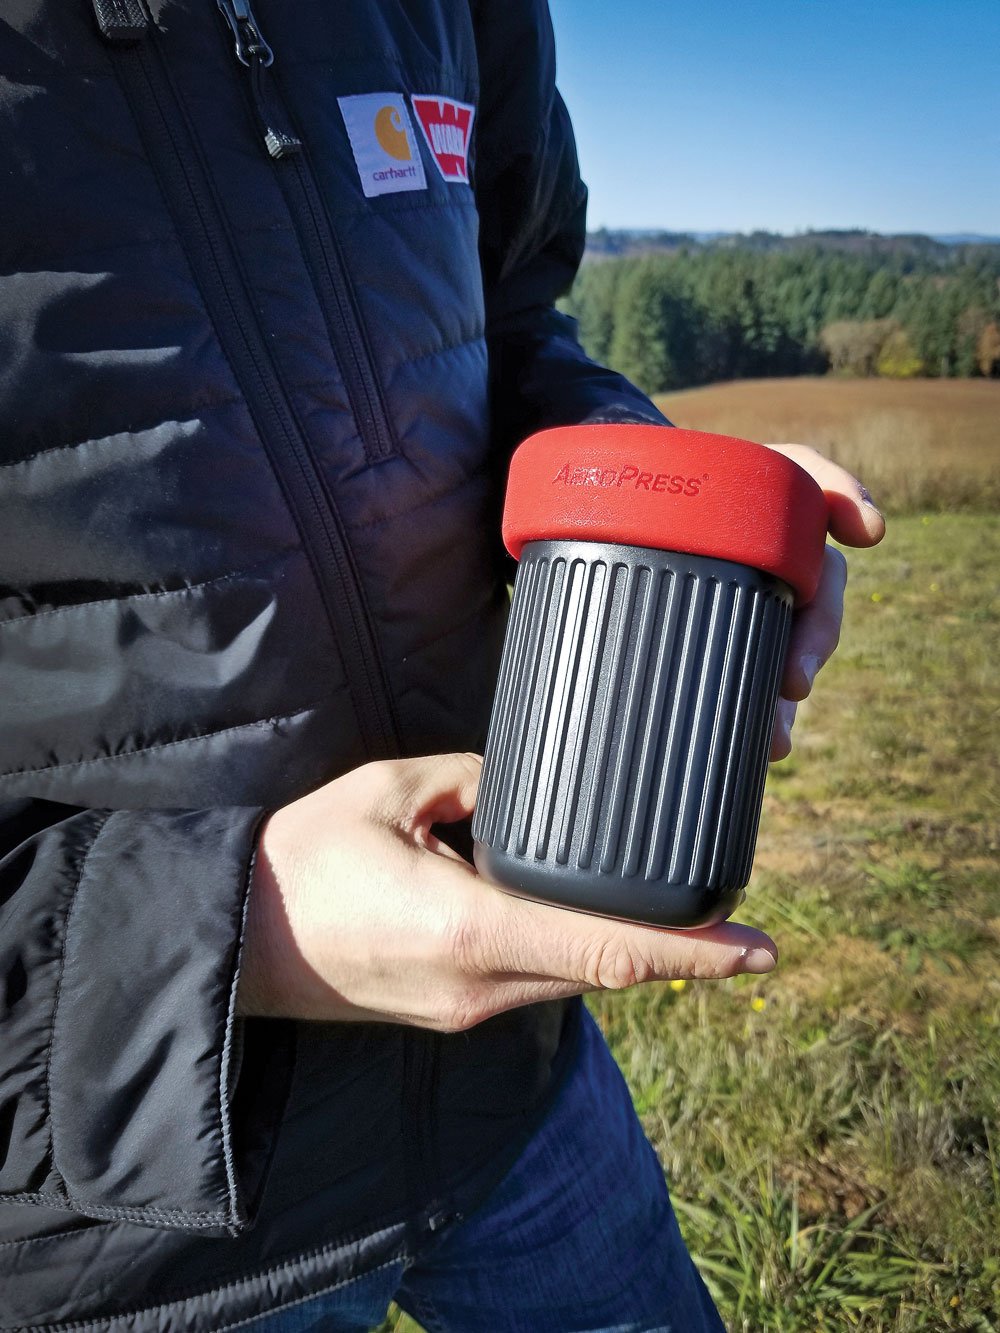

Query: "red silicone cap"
left=503, top=425, right=829, bottom=605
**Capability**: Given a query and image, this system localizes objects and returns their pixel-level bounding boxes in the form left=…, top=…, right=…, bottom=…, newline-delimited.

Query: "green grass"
left=590, top=514, right=1000, bottom=1331
left=383, top=513, right=1000, bottom=1332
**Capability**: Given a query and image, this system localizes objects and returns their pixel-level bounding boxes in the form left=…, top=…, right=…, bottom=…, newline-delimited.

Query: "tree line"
left=561, top=248, right=1000, bottom=394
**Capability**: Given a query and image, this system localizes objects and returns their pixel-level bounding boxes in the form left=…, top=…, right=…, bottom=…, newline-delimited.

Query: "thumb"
left=764, top=442, right=885, bottom=548
left=473, top=885, right=777, bottom=987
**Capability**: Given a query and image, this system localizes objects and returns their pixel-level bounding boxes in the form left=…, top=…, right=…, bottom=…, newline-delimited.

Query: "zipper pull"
left=216, top=0, right=302, bottom=160
left=92, top=0, right=150, bottom=43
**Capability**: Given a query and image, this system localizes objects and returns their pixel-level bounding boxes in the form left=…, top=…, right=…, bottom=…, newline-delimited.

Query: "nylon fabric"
left=0, top=0, right=669, bottom=1325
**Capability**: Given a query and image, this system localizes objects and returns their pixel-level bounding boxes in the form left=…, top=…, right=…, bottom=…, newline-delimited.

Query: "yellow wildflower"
left=750, top=996, right=766, bottom=1012
left=870, top=592, right=883, bottom=603
left=669, top=979, right=687, bottom=993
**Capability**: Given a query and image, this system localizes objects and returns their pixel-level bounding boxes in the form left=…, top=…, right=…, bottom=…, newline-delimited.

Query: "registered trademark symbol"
left=703, top=473, right=709, bottom=480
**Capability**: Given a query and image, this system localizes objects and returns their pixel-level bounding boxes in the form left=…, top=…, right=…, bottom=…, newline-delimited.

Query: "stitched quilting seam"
left=209, top=1255, right=405, bottom=1333
left=0, top=1192, right=228, bottom=1225
left=283, top=322, right=483, bottom=400
left=115, top=40, right=400, bottom=757
left=386, top=329, right=485, bottom=377
left=108, top=47, right=321, bottom=611
left=217, top=811, right=271, bottom=1230
left=0, top=400, right=245, bottom=472
left=0, top=1220, right=117, bottom=1250
left=0, top=546, right=300, bottom=629
left=349, top=460, right=489, bottom=532
left=0, top=1195, right=229, bottom=1227
left=22, top=1231, right=408, bottom=1333
left=0, top=702, right=325, bottom=782
left=39, top=812, right=113, bottom=1212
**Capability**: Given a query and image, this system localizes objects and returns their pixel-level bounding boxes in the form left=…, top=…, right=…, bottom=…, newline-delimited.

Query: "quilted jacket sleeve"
left=472, top=0, right=672, bottom=459
left=0, top=798, right=267, bottom=1235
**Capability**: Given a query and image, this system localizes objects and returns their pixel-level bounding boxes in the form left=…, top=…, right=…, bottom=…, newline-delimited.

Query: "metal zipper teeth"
left=115, top=39, right=400, bottom=759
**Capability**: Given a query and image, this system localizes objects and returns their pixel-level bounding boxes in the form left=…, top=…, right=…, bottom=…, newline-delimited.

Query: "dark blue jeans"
left=252, top=1009, right=723, bottom=1333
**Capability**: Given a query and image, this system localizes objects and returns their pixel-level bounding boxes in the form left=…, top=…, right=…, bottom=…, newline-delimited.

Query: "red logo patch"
left=410, top=95, right=475, bottom=182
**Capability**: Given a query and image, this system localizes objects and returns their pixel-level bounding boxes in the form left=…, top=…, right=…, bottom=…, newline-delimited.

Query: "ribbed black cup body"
left=472, top=540, right=794, bottom=927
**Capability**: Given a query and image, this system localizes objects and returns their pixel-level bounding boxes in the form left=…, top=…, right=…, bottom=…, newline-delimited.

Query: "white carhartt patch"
left=337, top=93, right=427, bottom=198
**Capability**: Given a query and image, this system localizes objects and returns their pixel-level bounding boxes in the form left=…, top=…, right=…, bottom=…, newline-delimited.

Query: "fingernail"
left=742, top=948, right=777, bottom=974
left=859, top=486, right=884, bottom=518
left=780, top=702, right=796, bottom=745
left=801, top=655, right=821, bottom=691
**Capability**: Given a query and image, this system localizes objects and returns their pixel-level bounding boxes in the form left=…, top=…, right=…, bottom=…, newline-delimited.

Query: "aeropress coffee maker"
left=472, top=425, right=828, bottom=929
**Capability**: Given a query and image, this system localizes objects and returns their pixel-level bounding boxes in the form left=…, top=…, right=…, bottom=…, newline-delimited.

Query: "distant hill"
left=584, top=227, right=1000, bottom=263
left=932, top=234, right=1000, bottom=246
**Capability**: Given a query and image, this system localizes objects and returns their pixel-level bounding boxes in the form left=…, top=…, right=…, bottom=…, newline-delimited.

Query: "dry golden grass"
left=656, top=377, right=1000, bottom=514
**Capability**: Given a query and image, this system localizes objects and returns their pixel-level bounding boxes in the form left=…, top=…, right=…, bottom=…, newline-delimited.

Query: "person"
left=0, top=1, right=884, bottom=1329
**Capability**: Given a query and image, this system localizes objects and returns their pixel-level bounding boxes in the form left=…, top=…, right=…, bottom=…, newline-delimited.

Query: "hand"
left=764, top=444, right=886, bottom=761
left=236, top=753, right=777, bottom=1029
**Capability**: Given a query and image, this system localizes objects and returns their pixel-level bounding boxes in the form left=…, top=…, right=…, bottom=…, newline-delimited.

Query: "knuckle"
left=351, top=759, right=399, bottom=804
left=358, top=758, right=397, bottom=784
left=583, top=937, right=654, bottom=991
left=437, top=985, right=491, bottom=1034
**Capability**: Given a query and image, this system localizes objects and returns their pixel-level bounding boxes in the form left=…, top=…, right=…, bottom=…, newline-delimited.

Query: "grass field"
left=657, top=377, right=1000, bottom=515
left=387, top=380, right=1000, bottom=1332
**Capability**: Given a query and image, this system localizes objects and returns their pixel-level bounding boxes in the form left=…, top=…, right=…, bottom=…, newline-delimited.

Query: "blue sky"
left=547, top=0, right=1000, bottom=235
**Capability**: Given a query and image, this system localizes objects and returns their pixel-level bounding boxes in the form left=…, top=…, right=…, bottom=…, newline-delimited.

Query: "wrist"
left=237, top=805, right=350, bottom=1021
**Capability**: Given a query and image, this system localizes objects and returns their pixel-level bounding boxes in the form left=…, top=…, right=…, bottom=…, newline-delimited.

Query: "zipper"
left=216, top=0, right=302, bottom=160
left=402, top=1028, right=440, bottom=1224
left=216, top=0, right=399, bottom=463
left=91, top=0, right=149, bottom=44
left=110, top=30, right=400, bottom=759
left=114, top=2, right=439, bottom=1216
left=210, top=0, right=435, bottom=1218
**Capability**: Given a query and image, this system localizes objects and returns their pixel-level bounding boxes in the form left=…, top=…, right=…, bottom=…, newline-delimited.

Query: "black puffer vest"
left=0, top=1, right=666, bottom=1326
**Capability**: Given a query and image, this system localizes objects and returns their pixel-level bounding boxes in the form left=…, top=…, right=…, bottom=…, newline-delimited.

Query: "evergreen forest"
left=562, top=238, right=1000, bottom=394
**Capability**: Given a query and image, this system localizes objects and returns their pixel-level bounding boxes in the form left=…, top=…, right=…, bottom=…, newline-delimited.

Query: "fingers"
left=770, top=697, right=797, bottom=761
left=771, top=543, right=847, bottom=760
left=764, top=442, right=886, bottom=548
left=760, top=442, right=882, bottom=762
left=781, top=545, right=848, bottom=701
